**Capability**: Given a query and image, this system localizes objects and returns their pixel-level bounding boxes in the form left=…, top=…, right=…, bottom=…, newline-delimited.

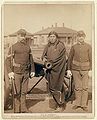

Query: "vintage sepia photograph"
left=1, top=1, right=95, bottom=119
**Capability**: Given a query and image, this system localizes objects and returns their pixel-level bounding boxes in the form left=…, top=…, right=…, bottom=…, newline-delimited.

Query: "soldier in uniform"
left=42, top=31, right=66, bottom=111
left=67, top=31, right=92, bottom=111
left=5, top=29, right=35, bottom=113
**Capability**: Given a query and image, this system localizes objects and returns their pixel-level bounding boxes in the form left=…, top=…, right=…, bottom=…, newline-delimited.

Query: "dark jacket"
left=67, top=42, right=92, bottom=71
left=6, top=41, right=35, bottom=74
left=42, top=40, right=66, bottom=91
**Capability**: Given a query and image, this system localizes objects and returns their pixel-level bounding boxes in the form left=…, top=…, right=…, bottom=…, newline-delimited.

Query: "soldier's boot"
left=20, top=94, right=31, bottom=113
left=14, top=96, right=20, bottom=113
left=81, top=89, right=88, bottom=112
left=74, top=90, right=82, bottom=107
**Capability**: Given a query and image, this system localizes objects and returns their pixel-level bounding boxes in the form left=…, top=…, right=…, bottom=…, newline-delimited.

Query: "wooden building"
left=33, top=24, right=77, bottom=55
left=4, top=29, right=33, bottom=47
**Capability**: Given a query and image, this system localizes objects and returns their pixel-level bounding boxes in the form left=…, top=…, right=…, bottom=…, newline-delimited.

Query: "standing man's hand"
left=30, top=72, right=35, bottom=78
left=8, top=72, right=14, bottom=80
left=8, top=72, right=15, bottom=85
left=67, top=70, right=72, bottom=78
left=42, top=57, right=47, bottom=63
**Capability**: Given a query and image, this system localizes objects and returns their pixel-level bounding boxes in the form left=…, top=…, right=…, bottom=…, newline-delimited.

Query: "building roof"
left=9, top=29, right=33, bottom=37
left=33, top=27, right=77, bottom=36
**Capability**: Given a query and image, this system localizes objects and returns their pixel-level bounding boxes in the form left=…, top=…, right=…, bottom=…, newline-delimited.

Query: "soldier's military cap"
left=17, top=29, right=26, bottom=36
left=77, top=30, right=86, bottom=37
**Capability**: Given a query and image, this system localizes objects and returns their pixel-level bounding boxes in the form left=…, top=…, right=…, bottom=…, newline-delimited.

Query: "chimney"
left=55, top=23, right=57, bottom=27
left=63, top=23, right=64, bottom=27
left=52, top=25, right=53, bottom=28
left=42, top=26, right=44, bottom=30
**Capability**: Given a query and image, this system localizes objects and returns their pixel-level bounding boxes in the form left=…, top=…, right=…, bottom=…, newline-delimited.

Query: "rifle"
left=10, top=45, right=15, bottom=111
left=5, top=45, right=15, bottom=110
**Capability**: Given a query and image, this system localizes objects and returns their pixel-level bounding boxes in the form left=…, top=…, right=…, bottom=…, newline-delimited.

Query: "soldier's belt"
left=13, top=60, right=20, bottom=67
left=13, top=60, right=29, bottom=68
left=73, top=60, right=90, bottom=66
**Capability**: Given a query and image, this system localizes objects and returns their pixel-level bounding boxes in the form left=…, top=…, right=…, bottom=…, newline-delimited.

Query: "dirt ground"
left=4, top=76, right=92, bottom=113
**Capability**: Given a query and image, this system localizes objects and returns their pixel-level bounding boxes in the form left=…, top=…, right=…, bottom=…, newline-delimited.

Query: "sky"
left=3, top=3, right=94, bottom=43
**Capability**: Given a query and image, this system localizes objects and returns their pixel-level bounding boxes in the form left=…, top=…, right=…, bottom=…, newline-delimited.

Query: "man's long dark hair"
left=48, top=31, right=59, bottom=38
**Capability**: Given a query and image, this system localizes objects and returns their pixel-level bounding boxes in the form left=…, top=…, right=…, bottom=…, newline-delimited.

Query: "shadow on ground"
left=65, top=91, right=92, bottom=103
left=4, top=86, right=92, bottom=113
left=26, top=99, right=44, bottom=109
left=28, top=88, right=47, bottom=94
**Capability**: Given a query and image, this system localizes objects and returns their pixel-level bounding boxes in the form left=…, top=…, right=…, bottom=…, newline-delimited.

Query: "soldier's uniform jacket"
left=67, top=42, right=92, bottom=71
left=6, top=41, right=35, bottom=74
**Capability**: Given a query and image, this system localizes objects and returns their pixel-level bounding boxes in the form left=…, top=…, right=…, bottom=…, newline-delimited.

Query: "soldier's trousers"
left=72, top=70, right=89, bottom=107
left=13, top=73, right=29, bottom=113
